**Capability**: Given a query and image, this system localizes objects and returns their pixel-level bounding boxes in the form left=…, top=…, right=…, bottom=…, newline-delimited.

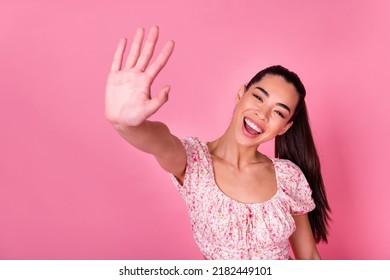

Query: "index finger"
left=110, top=38, right=127, bottom=72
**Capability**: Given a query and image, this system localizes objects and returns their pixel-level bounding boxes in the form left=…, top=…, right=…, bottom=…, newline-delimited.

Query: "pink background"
left=1, top=0, right=389, bottom=259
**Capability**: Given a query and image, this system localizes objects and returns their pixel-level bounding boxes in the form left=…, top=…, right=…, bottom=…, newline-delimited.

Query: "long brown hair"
left=247, top=65, right=331, bottom=243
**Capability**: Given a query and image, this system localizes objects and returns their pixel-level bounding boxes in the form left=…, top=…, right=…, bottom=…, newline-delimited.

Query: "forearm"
left=114, top=120, right=186, bottom=176
left=114, top=121, right=187, bottom=175
left=290, top=214, right=322, bottom=260
left=114, top=120, right=176, bottom=157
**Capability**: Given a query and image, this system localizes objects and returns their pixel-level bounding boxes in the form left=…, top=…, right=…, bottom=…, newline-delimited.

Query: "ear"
left=278, top=121, right=293, bottom=136
left=235, top=84, right=247, bottom=104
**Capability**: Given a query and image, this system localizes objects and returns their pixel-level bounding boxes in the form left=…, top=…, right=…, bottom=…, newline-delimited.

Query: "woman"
left=105, top=26, right=330, bottom=259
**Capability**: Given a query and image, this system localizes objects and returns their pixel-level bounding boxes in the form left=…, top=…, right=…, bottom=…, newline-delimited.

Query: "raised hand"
left=105, top=26, right=175, bottom=126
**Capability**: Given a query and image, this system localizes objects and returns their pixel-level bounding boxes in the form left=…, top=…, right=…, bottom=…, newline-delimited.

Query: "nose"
left=255, top=110, right=269, bottom=121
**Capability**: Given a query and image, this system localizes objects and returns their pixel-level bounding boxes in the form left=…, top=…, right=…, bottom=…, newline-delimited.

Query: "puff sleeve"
left=277, top=159, right=316, bottom=215
left=169, top=137, right=209, bottom=201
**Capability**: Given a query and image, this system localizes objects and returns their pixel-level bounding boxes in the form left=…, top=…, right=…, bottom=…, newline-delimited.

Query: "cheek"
left=271, top=118, right=289, bottom=131
left=235, top=100, right=252, bottom=113
left=232, top=106, right=244, bottom=123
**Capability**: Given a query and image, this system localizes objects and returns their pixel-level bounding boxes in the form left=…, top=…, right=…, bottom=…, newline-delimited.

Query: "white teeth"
left=245, top=118, right=262, bottom=133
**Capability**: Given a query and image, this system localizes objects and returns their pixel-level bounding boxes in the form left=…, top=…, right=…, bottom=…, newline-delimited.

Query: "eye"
left=252, top=94, right=263, bottom=102
left=274, top=110, right=285, bottom=119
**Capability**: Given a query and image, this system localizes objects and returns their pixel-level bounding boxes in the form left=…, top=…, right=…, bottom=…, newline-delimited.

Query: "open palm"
left=105, top=26, right=175, bottom=126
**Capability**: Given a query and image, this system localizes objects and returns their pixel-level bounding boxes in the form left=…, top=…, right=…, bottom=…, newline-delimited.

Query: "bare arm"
left=105, top=26, right=186, bottom=178
left=114, top=121, right=186, bottom=178
left=289, top=214, right=321, bottom=259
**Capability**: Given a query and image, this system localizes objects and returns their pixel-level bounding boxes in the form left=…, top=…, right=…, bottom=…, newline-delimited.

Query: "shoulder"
left=273, top=158, right=315, bottom=214
left=180, top=136, right=202, bottom=146
left=273, top=158, right=310, bottom=194
left=180, top=136, right=209, bottom=162
left=272, top=158, right=305, bottom=179
left=180, top=136, right=205, bottom=152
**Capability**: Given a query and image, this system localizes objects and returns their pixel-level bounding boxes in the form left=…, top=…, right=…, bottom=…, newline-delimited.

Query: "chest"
left=211, top=157, right=278, bottom=204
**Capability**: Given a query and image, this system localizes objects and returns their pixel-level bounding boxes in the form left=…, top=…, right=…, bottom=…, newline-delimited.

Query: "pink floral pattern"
left=170, top=137, right=315, bottom=260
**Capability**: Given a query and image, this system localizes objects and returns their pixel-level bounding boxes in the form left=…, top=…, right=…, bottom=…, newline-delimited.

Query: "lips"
left=243, top=117, right=263, bottom=135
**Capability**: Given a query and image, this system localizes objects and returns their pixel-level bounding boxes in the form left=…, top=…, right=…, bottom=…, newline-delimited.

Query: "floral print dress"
left=170, top=137, right=315, bottom=260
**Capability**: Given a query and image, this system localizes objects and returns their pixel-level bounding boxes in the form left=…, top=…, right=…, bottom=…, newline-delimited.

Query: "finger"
left=124, top=27, right=145, bottom=69
left=135, top=26, right=159, bottom=71
left=146, top=40, right=175, bottom=80
left=110, top=38, right=127, bottom=72
left=146, top=86, right=170, bottom=116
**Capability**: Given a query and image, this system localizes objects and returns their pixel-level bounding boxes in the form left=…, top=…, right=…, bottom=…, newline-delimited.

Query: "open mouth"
left=243, top=117, right=263, bottom=135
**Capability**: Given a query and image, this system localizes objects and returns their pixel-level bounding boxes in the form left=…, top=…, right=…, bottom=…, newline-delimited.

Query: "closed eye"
left=252, top=94, right=263, bottom=102
left=274, top=110, right=286, bottom=119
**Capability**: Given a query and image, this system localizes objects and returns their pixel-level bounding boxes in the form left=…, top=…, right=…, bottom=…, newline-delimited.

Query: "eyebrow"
left=255, top=87, right=291, bottom=113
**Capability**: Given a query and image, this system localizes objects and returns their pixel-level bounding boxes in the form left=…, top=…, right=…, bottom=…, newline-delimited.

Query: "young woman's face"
left=233, top=74, right=299, bottom=146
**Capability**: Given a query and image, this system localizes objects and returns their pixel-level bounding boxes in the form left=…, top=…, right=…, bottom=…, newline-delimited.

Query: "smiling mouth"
left=244, top=117, right=263, bottom=135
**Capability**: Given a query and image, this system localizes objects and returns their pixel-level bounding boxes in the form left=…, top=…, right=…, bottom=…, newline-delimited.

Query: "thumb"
left=147, top=85, right=170, bottom=116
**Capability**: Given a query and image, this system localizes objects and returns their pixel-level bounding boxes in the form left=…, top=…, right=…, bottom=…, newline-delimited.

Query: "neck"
left=208, top=128, right=266, bottom=169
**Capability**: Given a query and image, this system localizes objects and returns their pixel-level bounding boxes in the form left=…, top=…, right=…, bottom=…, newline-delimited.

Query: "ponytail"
left=275, top=102, right=331, bottom=243
left=247, top=65, right=331, bottom=243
